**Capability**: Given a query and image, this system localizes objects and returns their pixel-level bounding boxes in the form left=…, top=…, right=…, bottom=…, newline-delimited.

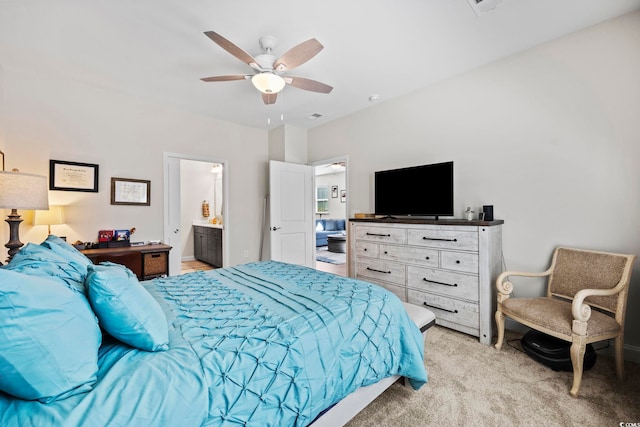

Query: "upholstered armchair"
left=494, top=247, right=636, bottom=397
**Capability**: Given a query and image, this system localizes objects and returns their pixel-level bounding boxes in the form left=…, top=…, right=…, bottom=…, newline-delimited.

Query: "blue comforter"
left=0, top=261, right=426, bottom=426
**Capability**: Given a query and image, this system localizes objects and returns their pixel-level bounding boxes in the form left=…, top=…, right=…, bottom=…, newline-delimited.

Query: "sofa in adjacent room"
left=315, top=219, right=346, bottom=246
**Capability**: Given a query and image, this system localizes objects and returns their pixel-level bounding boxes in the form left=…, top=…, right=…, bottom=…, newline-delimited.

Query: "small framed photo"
left=479, top=212, right=485, bottom=221
left=331, top=185, right=338, bottom=198
left=340, top=189, right=346, bottom=203
left=111, top=177, right=150, bottom=206
left=50, top=160, right=99, bottom=192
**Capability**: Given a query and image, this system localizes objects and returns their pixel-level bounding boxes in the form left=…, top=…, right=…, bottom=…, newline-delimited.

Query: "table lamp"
left=0, top=168, right=49, bottom=262
left=34, top=205, right=65, bottom=236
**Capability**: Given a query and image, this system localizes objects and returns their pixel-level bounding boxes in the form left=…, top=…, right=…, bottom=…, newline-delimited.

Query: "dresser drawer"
left=355, top=257, right=405, bottom=285
left=407, top=290, right=479, bottom=330
left=407, top=266, right=479, bottom=301
left=355, top=241, right=379, bottom=258
left=407, top=228, right=478, bottom=251
left=379, top=244, right=438, bottom=268
left=440, top=251, right=479, bottom=274
left=355, top=226, right=406, bottom=244
left=361, top=277, right=406, bottom=302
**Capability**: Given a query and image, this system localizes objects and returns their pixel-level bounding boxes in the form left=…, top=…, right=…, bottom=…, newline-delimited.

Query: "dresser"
left=349, top=218, right=503, bottom=345
left=81, top=243, right=172, bottom=280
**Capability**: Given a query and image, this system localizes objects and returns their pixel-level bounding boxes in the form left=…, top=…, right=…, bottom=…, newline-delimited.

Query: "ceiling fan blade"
left=273, top=38, right=323, bottom=72
left=204, top=31, right=257, bottom=67
left=284, top=76, right=333, bottom=94
left=201, top=75, right=250, bottom=82
left=262, top=93, right=277, bottom=105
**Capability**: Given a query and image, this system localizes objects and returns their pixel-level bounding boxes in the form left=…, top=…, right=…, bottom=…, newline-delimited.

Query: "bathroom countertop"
left=192, top=222, right=223, bottom=229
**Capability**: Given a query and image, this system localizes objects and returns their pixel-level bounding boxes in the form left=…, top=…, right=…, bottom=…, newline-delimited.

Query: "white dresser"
left=348, top=218, right=503, bottom=345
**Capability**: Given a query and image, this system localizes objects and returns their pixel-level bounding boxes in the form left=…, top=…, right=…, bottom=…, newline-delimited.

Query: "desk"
left=81, top=243, right=172, bottom=280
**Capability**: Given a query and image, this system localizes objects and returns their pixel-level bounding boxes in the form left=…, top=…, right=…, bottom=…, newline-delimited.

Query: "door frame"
left=163, top=152, right=230, bottom=272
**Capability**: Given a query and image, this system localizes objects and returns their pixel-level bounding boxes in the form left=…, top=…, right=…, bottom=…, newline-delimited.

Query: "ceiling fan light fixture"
left=251, top=73, right=285, bottom=94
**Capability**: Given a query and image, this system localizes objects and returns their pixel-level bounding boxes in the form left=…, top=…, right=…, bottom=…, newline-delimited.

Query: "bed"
left=0, top=236, right=432, bottom=426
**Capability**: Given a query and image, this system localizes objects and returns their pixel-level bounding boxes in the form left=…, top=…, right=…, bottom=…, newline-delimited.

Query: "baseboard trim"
left=181, top=255, right=196, bottom=262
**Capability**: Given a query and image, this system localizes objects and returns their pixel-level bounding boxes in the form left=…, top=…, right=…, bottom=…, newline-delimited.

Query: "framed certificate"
left=49, top=160, right=99, bottom=192
left=111, top=177, right=150, bottom=206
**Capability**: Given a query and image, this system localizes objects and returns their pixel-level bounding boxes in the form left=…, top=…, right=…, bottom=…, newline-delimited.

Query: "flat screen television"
left=374, top=161, right=453, bottom=218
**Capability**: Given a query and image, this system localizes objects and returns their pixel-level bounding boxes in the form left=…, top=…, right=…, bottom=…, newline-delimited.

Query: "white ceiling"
left=1, top=0, right=639, bottom=131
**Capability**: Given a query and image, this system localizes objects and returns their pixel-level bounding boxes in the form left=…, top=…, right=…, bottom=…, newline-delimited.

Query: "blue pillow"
left=0, top=269, right=101, bottom=402
left=4, top=243, right=86, bottom=293
left=41, top=234, right=92, bottom=276
left=324, top=219, right=337, bottom=231
left=86, top=262, right=169, bottom=352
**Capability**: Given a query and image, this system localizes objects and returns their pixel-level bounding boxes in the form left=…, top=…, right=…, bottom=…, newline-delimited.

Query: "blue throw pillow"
left=86, top=262, right=169, bottom=352
left=41, top=234, right=92, bottom=277
left=0, top=269, right=101, bottom=402
left=4, top=243, right=86, bottom=294
left=324, top=219, right=337, bottom=231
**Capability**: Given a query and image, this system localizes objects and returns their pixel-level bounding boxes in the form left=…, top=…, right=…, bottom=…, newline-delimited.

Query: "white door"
left=269, top=160, right=314, bottom=267
left=164, top=154, right=182, bottom=276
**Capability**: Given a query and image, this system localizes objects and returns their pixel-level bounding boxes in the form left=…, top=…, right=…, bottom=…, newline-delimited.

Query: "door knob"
left=271, top=226, right=281, bottom=231
left=174, top=229, right=179, bottom=233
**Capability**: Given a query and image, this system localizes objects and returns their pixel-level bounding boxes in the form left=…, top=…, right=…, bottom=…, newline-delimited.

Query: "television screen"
left=374, top=161, right=453, bottom=218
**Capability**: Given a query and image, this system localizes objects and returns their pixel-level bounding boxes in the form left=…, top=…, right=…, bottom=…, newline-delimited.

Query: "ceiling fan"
left=201, top=31, right=333, bottom=105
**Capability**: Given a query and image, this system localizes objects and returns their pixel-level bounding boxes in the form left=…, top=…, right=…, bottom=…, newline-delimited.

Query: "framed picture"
left=331, top=185, right=338, bottom=198
left=50, top=160, right=99, bottom=192
left=340, top=189, right=346, bottom=203
left=111, top=177, right=150, bottom=206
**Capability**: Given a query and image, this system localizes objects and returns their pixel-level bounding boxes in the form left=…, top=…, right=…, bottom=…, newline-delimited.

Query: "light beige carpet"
left=347, top=326, right=640, bottom=426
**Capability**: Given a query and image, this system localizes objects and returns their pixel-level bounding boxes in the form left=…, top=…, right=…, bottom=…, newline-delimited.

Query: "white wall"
left=308, top=12, right=640, bottom=354
left=0, top=66, right=268, bottom=266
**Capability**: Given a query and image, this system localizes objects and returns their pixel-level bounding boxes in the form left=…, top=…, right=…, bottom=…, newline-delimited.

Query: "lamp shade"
left=251, top=73, right=285, bottom=94
left=0, top=170, right=49, bottom=210
left=34, top=205, right=64, bottom=227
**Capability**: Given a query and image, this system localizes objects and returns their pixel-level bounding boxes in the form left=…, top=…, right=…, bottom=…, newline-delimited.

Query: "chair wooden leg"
left=494, top=309, right=505, bottom=350
left=614, top=336, right=625, bottom=381
left=569, top=338, right=586, bottom=397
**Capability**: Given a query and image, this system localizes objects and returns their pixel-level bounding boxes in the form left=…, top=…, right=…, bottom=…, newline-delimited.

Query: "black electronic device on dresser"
left=374, top=161, right=454, bottom=219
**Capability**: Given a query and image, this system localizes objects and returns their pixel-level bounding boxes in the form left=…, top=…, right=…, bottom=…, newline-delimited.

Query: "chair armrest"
left=496, top=268, right=553, bottom=295
left=572, top=284, right=624, bottom=322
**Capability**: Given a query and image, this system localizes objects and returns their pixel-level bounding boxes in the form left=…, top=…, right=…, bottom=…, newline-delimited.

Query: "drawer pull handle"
left=366, top=267, right=391, bottom=274
left=422, top=237, right=457, bottom=242
left=384, top=251, right=388, bottom=254
left=425, top=256, right=430, bottom=260
left=423, top=278, right=457, bottom=287
left=366, top=232, right=391, bottom=237
left=151, top=254, right=161, bottom=258
left=456, top=260, right=461, bottom=264
left=423, top=302, right=458, bottom=314
left=363, top=248, right=368, bottom=251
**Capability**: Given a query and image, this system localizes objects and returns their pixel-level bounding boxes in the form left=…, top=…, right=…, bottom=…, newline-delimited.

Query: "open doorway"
left=163, top=152, right=229, bottom=276
left=311, top=156, right=348, bottom=277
